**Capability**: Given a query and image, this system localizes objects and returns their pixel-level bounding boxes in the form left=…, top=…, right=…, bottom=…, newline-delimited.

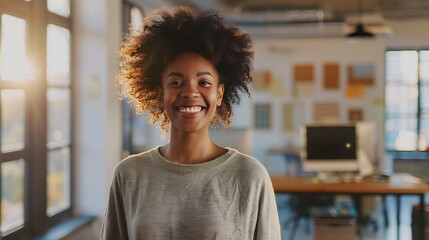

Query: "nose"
left=180, top=84, right=200, bottom=98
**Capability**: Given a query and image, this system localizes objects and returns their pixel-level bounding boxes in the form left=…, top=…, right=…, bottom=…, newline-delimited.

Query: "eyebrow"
left=196, top=72, right=213, bottom=77
left=166, top=72, right=214, bottom=78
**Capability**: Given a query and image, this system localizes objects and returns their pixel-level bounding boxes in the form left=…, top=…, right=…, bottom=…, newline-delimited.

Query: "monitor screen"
left=306, top=125, right=357, bottom=160
left=301, top=123, right=359, bottom=172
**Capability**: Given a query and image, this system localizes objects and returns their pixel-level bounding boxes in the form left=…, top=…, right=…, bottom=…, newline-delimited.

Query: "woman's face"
left=161, top=52, right=224, bottom=134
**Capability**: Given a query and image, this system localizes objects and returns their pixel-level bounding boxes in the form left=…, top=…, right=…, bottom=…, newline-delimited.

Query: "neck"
left=161, top=129, right=225, bottom=164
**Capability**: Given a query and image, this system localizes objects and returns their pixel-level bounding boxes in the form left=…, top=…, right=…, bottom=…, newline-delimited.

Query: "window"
left=46, top=24, right=71, bottom=217
left=254, top=103, right=272, bottom=129
left=385, top=50, right=429, bottom=152
left=0, top=0, right=72, bottom=238
left=122, top=2, right=149, bottom=156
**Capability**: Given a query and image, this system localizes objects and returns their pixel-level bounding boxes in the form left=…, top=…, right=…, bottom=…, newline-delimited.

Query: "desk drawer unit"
left=314, top=217, right=356, bottom=240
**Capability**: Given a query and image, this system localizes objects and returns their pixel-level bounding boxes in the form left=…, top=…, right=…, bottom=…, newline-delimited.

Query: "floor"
left=276, top=193, right=428, bottom=240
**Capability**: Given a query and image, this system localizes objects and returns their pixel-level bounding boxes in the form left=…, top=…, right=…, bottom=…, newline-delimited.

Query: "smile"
left=177, top=106, right=204, bottom=113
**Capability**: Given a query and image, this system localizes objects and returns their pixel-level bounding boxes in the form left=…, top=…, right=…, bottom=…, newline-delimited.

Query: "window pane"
left=385, top=85, right=418, bottom=114
left=47, top=24, right=70, bottom=86
left=132, top=114, right=148, bottom=152
left=385, top=117, right=418, bottom=150
left=130, top=7, right=144, bottom=27
left=1, top=90, right=25, bottom=152
left=1, top=159, right=25, bottom=232
left=47, top=148, right=70, bottom=216
left=385, top=51, right=418, bottom=84
left=422, top=86, right=429, bottom=110
left=420, top=118, right=429, bottom=151
left=254, top=104, right=271, bottom=129
left=420, top=51, right=429, bottom=83
left=0, top=15, right=33, bottom=81
left=47, top=88, right=71, bottom=148
left=47, top=0, right=70, bottom=18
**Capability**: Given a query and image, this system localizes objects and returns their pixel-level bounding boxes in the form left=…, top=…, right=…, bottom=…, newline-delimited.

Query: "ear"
left=216, top=84, right=224, bottom=107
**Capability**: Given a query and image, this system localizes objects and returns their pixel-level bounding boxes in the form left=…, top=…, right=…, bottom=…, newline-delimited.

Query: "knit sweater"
left=101, top=146, right=280, bottom=240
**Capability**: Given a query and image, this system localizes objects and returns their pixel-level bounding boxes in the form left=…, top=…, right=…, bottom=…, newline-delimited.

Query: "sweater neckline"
left=149, top=146, right=237, bottom=174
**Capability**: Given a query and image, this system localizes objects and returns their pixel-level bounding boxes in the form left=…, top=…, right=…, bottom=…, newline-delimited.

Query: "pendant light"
left=347, top=0, right=374, bottom=38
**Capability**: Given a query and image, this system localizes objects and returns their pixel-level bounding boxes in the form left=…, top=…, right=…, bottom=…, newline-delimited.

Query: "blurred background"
left=1, top=0, right=429, bottom=239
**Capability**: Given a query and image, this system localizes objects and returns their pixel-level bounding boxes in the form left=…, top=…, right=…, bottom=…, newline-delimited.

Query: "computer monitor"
left=300, top=123, right=360, bottom=173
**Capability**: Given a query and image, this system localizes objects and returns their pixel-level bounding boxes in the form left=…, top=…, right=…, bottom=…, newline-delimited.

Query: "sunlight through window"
left=1, top=90, right=25, bottom=152
left=0, top=15, right=34, bottom=81
left=47, top=24, right=70, bottom=86
left=47, top=148, right=70, bottom=216
left=131, top=7, right=144, bottom=27
left=1, top=159, right=25, bottom=233
left=47, top=0, right=70, bottom=18
left=399, top=51, right=418, bottom=84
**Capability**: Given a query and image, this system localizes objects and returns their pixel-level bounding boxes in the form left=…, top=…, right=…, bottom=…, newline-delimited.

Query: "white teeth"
left=178, top=106, right=202, bottom=113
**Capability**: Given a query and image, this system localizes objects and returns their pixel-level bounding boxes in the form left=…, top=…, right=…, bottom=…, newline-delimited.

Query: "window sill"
left=387, top=150, right=429, bottom=160
left=32, top=215, right=97, bottom=240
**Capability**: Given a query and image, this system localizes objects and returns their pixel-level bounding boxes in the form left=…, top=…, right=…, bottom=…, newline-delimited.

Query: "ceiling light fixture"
left=347, top=0, right=374, bottom=38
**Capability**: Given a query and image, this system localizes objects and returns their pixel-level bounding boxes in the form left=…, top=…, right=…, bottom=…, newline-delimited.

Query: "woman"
left=101, top=6, right=280, bottom=240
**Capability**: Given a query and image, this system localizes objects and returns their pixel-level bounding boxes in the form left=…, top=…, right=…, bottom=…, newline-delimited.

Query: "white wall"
left=73, top=0, right=122, bottom=216
left=239, top=37, right=386, bottom=173
left=232, top=18, right=429, bottom=174
left=385, top=18, right=429, bottom=49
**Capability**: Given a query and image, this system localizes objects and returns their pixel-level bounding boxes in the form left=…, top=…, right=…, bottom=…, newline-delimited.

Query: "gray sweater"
left=101, top=147, right=280, bottom=240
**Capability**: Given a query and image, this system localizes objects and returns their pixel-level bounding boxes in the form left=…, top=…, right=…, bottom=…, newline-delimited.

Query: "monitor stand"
left=316, top=150, right=374, bottom=183
left=357, top=149, right=374, bottom=177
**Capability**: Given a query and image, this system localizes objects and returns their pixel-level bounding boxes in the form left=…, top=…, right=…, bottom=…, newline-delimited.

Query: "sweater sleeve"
left=254, top=171, right=281, bottom=240
left=100, top=167, right=129, bottom=240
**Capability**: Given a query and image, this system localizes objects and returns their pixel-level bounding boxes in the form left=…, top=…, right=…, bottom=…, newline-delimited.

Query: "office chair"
left=351, top=195, right=379, bottom=239
left=282, top=193, right=334, bottom=240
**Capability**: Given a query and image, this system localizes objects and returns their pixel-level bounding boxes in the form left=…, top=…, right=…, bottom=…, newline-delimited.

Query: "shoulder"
left=230, top=150, right=268, bottom=172
left=227, top=149, right=271, bottom=182
left=113, top=147, right=157, bottom=177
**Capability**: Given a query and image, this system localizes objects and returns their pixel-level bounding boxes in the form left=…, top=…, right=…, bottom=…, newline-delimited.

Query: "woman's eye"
left=168, top=81, right=182, bottom=87
left=199, top=80, right=212, bottom=87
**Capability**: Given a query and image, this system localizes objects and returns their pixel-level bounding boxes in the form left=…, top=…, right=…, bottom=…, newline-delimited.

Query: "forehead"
left=163, top=52, right=217, bottom=74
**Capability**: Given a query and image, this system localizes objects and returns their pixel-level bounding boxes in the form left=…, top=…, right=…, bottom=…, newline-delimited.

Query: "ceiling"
left=163, top=0, right=429, bottom=37
left=181, top=0, right=429, bottom=21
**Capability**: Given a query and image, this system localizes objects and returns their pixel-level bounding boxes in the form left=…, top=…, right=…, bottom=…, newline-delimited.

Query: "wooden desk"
left=271, top=173, right=429, bottom=240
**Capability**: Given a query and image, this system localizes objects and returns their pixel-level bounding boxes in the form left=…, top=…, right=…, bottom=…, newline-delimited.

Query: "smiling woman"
left=161, top=52, right=224, bottom=138
left=117, top=6, right=254, bottom=134
left=101, top=6, right=280, bottom=240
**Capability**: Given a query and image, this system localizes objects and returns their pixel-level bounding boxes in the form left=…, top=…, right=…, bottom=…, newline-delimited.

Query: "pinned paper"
left=314, top=102, right=340, bottom=122
left=294, top=64, right=314, bottom=83
left=282, top=104, right=294, bottom=132
left=294, top=82, right=315, bottom=97
left=348, top=108, right=364, bottom=121
left=345, top=84, right=365, bottom=99
left=254, top=103, right=271, bottom=129
left=251, top=70, right=272, bottom=91
left=269, top=75, right=287, bottom=96
left=372, top=98, right=384, bottom=105
left=348, top=63, right=374, bottom=85
left=323, top=63, right=340, bottom=90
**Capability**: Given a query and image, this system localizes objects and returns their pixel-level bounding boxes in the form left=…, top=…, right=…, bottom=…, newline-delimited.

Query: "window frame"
left=0, top=0, right=74, bottom=238
left=385, top=49, right=429, bottom=158
left=121, top=1, right=147, bottom=156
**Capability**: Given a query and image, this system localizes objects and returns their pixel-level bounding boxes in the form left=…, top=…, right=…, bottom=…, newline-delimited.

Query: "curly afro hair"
left=117, top=6, right=254, bottom=133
